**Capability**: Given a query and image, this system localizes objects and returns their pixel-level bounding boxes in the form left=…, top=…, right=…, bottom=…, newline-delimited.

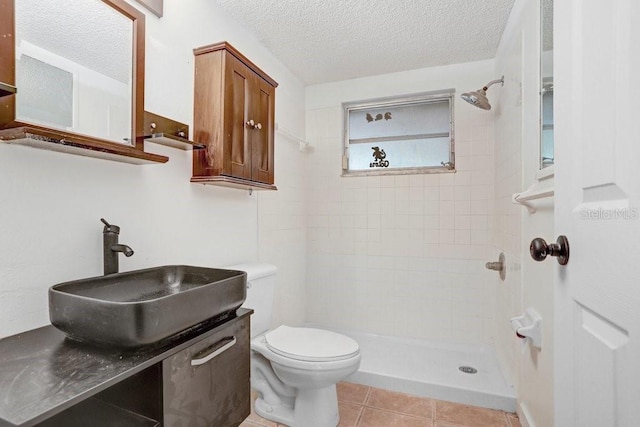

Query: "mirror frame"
left=539, top=0, right=554, bottom=171
left=0, top=0, right=167, bottom=164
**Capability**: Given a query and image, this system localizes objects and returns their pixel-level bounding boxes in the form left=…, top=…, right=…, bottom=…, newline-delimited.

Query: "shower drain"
left=458, top=366, right=478, bottom=374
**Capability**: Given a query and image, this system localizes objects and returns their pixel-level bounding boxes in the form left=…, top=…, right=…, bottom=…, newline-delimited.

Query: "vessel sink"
left=49, top=265, right=246, bottom=348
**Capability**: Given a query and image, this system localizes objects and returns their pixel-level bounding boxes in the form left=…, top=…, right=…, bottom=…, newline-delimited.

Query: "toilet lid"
left=265, top=326, right=360, bottom=362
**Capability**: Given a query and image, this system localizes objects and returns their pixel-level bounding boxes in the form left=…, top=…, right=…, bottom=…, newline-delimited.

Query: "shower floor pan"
left=325, top=328, right=516, bottom=412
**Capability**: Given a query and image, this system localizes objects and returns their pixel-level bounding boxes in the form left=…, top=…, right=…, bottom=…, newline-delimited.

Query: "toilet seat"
left=265, top=326, right=360, bottom=362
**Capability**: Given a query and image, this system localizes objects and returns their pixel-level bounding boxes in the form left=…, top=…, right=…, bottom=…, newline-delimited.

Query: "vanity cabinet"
left=163, top=315, right=250, bottom=426
left=0, top=309, right=252, bottom=427
left=192, top=42, right=278, bottom=190
left=39, top=367, right=163, bottom=427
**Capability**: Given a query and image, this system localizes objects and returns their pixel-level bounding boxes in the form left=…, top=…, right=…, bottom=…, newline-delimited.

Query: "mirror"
left=540, top=0, right=554, bottom=169
left=15, top=0, right=134, bottom=145
left=0, top=0, right=155, bottom=162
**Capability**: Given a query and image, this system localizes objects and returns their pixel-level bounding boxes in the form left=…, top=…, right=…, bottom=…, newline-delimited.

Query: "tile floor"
left=240, top=382, right=521, bottom=427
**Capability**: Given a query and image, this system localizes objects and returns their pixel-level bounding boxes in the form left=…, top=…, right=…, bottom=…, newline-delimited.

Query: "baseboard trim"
left=517, top=401, right=535, bottom=427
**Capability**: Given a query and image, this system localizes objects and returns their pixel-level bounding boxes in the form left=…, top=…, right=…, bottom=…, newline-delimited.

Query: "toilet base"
left=254, top=396, right=294, bottom=426
left=254, top=385, right=340, bottom=427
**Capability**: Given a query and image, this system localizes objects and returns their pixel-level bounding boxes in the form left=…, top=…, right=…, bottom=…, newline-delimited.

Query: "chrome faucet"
left=101, top=218, right=134, bottom=275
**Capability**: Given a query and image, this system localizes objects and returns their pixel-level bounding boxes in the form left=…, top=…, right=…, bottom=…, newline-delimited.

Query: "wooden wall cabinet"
left=192, top=42, right=278, bottom=190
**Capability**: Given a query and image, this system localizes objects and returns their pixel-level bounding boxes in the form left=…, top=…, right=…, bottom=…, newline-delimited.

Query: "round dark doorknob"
left=529, top=238, right=549, bottom=261
left=529, top=235, right=570, bottom=265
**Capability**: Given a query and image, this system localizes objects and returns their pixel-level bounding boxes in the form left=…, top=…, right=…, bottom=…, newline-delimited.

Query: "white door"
left=554, top=0, right=640, bottom=426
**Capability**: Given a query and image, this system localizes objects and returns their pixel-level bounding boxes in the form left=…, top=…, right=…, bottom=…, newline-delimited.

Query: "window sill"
left=342, top=167, right=455, bottom=177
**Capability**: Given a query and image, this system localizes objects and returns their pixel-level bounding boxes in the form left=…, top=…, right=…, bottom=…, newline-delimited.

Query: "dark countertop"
left=0, top=308, right=252, bottom=427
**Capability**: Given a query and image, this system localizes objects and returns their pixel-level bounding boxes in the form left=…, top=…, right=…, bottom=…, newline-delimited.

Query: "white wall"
left=493, top=1, right=555, bottom=426
left=0, top=0, right=307, bottom=339
left=304, top=61, right=498, bottom=344
left=257, top=127, right=308, bottom=328
left=491, top=0, right=525, bottom=401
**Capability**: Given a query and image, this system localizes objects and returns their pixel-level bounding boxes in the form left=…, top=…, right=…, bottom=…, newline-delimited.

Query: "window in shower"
left=342, top=90, right=454, bottom=176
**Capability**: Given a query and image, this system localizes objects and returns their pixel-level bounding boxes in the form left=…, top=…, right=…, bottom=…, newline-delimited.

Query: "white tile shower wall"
left=304, top=61, right=497, bottom=344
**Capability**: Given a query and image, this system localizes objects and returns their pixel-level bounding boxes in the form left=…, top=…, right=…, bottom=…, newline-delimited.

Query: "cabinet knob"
left=255, top=123, right=262, bottom=130
left=245, top=119, right=255, bottom=128
left=529, top=235, right=570, bottom=265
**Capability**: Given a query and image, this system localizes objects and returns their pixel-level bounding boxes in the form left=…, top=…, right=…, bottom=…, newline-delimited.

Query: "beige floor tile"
left=243, top=384, right=517, bottom=427
left=435, top=400, right=508, bottom=427
left=365, top=387, right=434, bottom=419
left=243, top=415, right=279, bottom=427
left=434, top=422, right=470, bottom=427
left=338, top=401, right=364, bottom=427
left=358, top=407, right=433, bottom=427
left=506, top=413, right=522, bottom=427
left=338, top=382, right=371, bottom=405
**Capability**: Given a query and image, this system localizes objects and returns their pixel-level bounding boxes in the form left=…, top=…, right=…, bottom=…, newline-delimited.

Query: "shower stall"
left=325, top=327, right=515, bottom=412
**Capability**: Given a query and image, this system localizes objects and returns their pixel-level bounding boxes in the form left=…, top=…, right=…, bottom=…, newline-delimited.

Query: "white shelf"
left=512, top=187, right=554, bottom=213
left=144, top=133, right=204, bottom=150
left=275, top=123, right=310, bottom=151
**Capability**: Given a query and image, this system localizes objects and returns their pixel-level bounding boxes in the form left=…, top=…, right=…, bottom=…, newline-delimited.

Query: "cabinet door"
left=223, top=55, right=253, bottom=181
left=193, top=51, right=224, bottom=178
left=163, top=317, right=250, bottom=427
left=250, top=78, right=275, bottom=184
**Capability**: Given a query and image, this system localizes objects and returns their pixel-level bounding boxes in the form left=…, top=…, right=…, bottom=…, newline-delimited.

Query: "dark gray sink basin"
left=49, top=265, right=246, bottom=348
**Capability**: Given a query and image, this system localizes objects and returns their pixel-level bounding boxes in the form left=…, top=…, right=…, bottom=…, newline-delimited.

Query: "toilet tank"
left=227, top=263, right=277, bottom=337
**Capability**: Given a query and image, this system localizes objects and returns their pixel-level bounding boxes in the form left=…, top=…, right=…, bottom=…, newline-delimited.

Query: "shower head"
left=461, top=76, right=504, bottom=110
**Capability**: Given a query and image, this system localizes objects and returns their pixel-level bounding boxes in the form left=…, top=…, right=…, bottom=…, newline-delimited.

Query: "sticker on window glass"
left=365, top=112, right=393, bottom=122
left=370, top=146, right=390, bottom=168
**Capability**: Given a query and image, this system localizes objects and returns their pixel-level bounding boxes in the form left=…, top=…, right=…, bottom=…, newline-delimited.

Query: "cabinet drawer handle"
left=190, top=336, right=237, bottom=366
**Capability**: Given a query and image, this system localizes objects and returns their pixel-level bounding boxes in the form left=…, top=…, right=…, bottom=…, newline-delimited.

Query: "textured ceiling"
left=16, top=0, right=132, bottom=84
left=214, top=0, right=515, bottom=85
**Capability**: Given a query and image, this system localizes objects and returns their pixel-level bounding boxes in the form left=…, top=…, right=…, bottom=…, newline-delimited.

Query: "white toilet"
left=233, top=263, right=361, bottom=427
